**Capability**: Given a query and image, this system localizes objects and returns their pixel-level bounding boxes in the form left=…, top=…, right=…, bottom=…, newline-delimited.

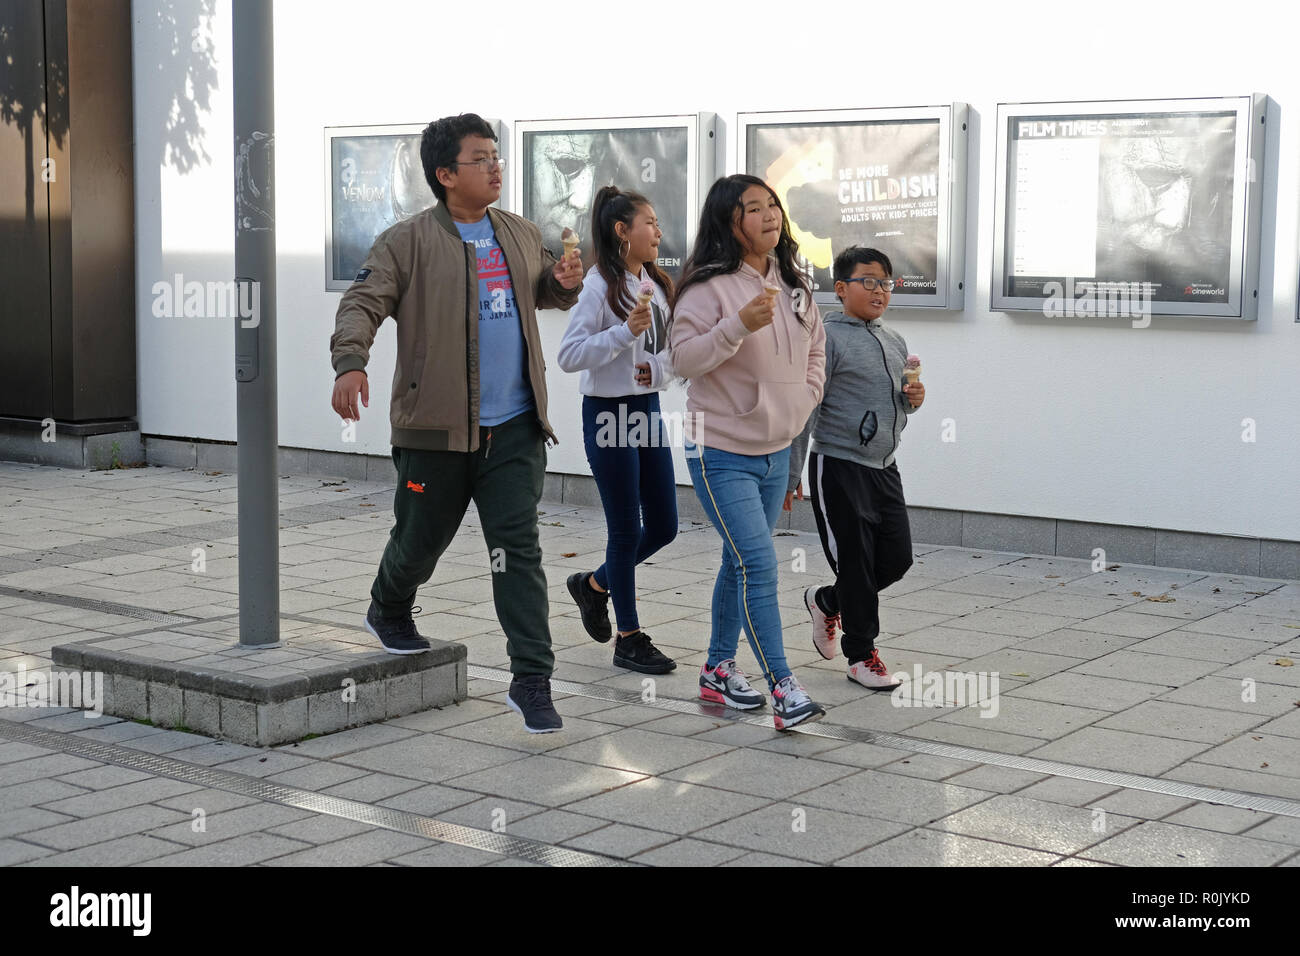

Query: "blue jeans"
left=685, top=441, right=791, bottom=690
left=583, top=393, right=679, bottom=632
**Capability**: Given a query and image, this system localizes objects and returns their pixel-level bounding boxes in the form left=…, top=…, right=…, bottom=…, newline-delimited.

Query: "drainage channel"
left=0, top=585, right=198, bottom=626
left=468, top=665, right=1300, bottom=819
left=0, top=719, right=629, bottom=867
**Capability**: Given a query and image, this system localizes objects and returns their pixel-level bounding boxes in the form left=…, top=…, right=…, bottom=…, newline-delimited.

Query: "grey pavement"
left=1, top=460, right=1299, bottom=866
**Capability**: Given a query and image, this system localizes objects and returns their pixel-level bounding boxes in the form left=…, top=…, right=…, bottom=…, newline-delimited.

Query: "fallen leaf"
left=1272, top=658, right=1294, bottom=667
left=560, top=552, right=577, bottom=558
left=1252, top=735, right=1263, bottom=740
left=1045, top=574, right=1060, bottom=579
left=1283, top=624, right=1300, bottom=629
left=1132, top=591, right=1143, bottom=597
left=1261, top=763, right=1270, bottom=768
left=1106, top=564, right=1121, bottom=571
left=359, top=503, right=374, bottom=508
left=1145, top=594, right=1176, bottom=603
left=1213, top=587, right=1221, bottom=593
left=1011, top=672, right=1030, bottom=677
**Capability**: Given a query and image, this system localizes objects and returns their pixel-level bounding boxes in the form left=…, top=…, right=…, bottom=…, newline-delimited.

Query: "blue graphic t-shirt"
left=454, top=217, right=535, bottom=426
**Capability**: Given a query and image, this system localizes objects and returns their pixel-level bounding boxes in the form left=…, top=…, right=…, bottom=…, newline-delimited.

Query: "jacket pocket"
left=733, top=381, right=817, bottom=445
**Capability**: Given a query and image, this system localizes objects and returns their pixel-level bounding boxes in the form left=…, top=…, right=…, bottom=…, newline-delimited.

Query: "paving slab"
left=1081, top=820, right=1294, bottom=866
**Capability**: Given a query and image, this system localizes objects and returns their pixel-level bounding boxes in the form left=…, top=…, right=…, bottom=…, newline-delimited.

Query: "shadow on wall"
left=137, top=0, right=218, bottom=176
left=0, top=2, right=67, bottom=225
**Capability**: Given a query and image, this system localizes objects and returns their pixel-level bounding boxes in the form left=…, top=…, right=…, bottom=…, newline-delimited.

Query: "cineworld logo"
left=50, top=886, right=151, bottom=936
left=1184, top=285, right=1226, bottom=296
left=895, top=277, right=937, bottom=289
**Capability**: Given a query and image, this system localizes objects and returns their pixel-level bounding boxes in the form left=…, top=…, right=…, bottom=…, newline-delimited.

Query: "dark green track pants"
left=370, top=412, right=553, bottom=676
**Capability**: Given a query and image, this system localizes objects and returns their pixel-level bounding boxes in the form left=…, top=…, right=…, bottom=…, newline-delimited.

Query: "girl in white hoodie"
left=557, top=186, right=678, bottom=675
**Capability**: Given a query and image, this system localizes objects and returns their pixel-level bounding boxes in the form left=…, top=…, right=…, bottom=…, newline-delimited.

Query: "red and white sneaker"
left=805, top=586, right=839, bottom=660
left=847, top=650, right=901, bottom=690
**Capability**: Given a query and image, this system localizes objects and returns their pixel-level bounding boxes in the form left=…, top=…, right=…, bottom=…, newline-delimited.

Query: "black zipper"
left=464, top=241, right=475, bottom=451
left=867, top=325, right=898, bottom=462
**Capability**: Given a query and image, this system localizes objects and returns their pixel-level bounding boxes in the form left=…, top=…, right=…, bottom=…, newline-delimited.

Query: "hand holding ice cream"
left=903, top=354, right=921, bottom=384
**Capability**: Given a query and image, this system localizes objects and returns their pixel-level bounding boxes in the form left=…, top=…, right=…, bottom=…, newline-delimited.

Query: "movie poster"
left=327, top=127, right=436, bottom=289
left=1003, top=111, right=1236, bottom=302
left=745, top=119, right=943, bottom=297
left=519, top=125, right=690, bottom=282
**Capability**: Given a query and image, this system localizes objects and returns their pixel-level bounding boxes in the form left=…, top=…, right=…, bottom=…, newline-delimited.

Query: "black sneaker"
left=506, top=674, right=563, bottom=733
left=612, top=630, right=677, bottom=674
left=566, top=571, right=612, bottom=643
left=364, top=602, right=430, bottom=655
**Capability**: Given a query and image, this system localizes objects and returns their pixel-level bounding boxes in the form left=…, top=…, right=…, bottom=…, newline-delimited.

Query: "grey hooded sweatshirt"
left=788, top=310, right=918, bottom=492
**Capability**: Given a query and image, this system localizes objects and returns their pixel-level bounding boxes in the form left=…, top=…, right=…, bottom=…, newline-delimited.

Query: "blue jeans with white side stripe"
left=685, top=441, right=792, bottom=691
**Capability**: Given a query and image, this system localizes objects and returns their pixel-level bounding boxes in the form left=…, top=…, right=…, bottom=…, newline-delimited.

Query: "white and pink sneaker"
left=805, top=586, right=839, bottom=661
left=847, top=650, right=901, bottom=690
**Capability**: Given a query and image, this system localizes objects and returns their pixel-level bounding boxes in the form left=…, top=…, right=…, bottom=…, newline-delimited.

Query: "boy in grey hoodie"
left=787, top=247, right=926, bottom=689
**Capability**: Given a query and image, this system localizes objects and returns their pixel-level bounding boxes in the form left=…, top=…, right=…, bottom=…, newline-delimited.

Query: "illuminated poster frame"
left=992, top=95, right=1267, bottom=319
left=323, top=120, right=504, bottom=292
left=510, top=114, right=716, bottom=283
left=737, top=105, right=969, bottom=310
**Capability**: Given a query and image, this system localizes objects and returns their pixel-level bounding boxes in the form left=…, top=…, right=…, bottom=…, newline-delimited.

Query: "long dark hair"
left=673, top=174, right=811, bottom=327
left=591, top=185, right=674, bottom=321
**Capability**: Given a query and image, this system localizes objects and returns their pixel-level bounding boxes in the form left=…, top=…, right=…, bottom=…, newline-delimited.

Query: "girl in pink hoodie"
left=670, top=174, right=827, bottom=730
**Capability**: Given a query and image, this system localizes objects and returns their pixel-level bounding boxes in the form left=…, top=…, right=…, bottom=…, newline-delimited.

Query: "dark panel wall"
left=0, top=0, right=54, bottom=419
left=0, top=0, right=135, bottom=424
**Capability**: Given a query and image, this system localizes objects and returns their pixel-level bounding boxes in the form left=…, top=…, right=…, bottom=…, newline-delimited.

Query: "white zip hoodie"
left=557, top=266, right=675, bottom=397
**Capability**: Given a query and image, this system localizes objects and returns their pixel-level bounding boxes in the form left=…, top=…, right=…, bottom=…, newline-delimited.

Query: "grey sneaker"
left=699, top=659, right=765, bottom=710
left=772, top=675, right=825, bottom=731
left=365, top=602, right=430, bottom=655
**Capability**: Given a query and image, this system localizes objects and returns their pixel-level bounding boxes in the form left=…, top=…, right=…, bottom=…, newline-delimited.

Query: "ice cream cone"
left=561, top=228, right=580, bottom=260
left=636, top=278, right=655, bottom=308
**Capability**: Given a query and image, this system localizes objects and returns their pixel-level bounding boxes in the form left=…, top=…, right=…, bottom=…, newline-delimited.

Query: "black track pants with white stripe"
left=808, top=453, right=913, bottom=663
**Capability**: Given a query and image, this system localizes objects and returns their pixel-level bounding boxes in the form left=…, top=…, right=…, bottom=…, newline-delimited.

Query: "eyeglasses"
left=450, top=156, right=505, bottom=173
left=843, top=277, right=896, bottom=292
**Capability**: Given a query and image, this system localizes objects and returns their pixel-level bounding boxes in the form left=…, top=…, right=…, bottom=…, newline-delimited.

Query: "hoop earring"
left=618, top=239, right=630, bottom=259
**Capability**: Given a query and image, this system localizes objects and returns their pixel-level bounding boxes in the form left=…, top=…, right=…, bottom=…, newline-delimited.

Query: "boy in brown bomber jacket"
left=329, top=113, right=582, bottom=733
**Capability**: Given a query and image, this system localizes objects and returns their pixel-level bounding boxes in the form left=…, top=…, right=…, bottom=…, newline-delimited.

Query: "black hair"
left=674, top=174, right=811, bottom=327
left=590, top=185, right=673, bottom=322
left=420, top=113, right=497, bottom=203
left=833, top=246, right=893, bottom=284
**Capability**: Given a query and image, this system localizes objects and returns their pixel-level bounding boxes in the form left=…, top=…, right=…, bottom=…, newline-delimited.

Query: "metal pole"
left=232, top=0, right=279, bottom=647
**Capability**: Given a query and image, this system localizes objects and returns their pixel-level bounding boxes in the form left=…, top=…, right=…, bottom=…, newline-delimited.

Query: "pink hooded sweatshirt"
left=670, top=259, right=826, bottom=456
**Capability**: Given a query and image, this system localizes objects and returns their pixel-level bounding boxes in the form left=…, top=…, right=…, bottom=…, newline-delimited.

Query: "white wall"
left=133, top=0, right=1300, bottom=541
